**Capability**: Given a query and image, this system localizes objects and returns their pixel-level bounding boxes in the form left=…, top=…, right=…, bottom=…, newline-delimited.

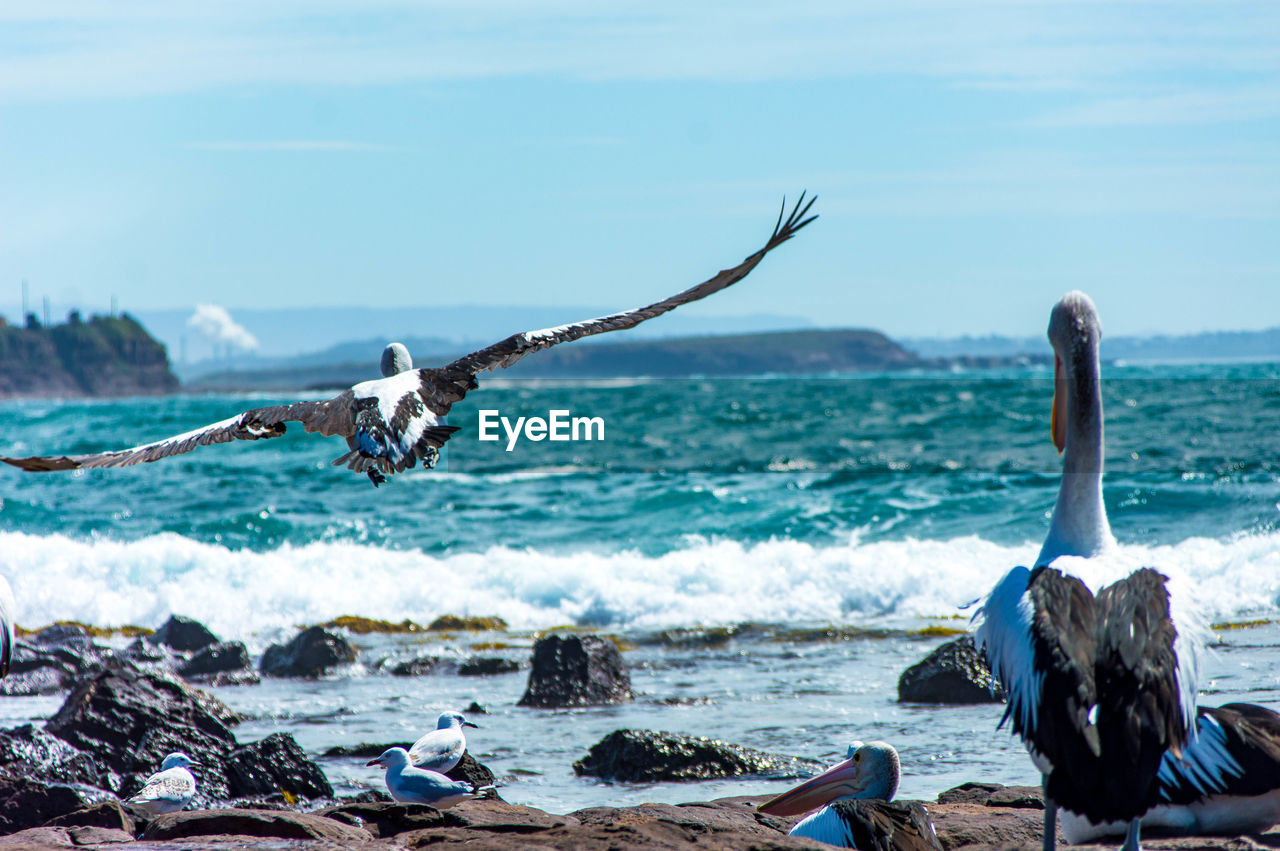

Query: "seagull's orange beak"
left=756, top=758, right=865, bottom=817
left=1051, top=354, right=1066, bottom=454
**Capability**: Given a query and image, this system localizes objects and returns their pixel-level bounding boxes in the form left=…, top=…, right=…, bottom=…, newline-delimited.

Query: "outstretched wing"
left=1, top=393, right=357, bottom=472
left=441, top=193, right=817, bottom=378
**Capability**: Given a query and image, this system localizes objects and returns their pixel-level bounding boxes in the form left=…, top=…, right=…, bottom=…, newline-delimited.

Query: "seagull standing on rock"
left=409, top=711, right=478, bottom=773
left=127, top=752, right=198, bottom=817
left=368, top=747, right=492, bottom=808
left=0, top=194, right=818, bottom=486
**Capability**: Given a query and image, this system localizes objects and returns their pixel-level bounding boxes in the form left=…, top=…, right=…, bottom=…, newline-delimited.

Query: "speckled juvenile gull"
left=127, top=752, right=198, bottom=816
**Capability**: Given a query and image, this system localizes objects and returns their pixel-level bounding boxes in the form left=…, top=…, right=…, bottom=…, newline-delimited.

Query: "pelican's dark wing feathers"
left=442, top=193, right=817, bottom=378
left=1, top=392, right=356, bottom=472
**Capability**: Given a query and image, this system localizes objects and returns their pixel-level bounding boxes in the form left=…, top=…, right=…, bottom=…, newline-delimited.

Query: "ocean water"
left=2, top=362, right=1279, bottom=812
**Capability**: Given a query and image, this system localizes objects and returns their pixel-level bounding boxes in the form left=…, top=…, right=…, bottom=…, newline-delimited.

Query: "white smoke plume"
left=186, top=304, right=259, bottom=353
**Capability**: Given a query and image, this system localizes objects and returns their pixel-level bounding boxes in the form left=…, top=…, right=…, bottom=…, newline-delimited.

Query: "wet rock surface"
left=224, top=733, right=334, bottom=801
left=573, top=729, right=824, bottom=782
left=178, top=641, right=251, bottom=678
left=148, top=615, right=219, bottom=653
left=260, top=626, right=357, bottom=678
left=142, top=808, right=374, bottom=842
left=898, top=636, right=1004, bottom=704
left=458, top=656, right=521, bottom=676
left=518, top=634, right=632, bottom=708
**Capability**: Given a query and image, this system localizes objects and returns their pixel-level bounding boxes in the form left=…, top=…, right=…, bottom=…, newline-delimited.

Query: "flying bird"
left=758, top=741, right=940, bottom=851
left=974, top=291, right=1204, bottom=851
left=367, top=746, right=493, bottom=808
left=409, top=711, right=478, bottom=773
left=1, top=194, right=817, bottom=486
left=127, top=752, right=198, bottom=817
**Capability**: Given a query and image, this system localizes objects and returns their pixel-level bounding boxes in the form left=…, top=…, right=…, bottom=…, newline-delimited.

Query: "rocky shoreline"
left=2, top=619, right=1274, bottom=849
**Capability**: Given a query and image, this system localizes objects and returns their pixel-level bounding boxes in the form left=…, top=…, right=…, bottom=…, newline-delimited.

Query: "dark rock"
left=464, top=701, right=488, bottom=714
left=936, top=781, right=1004, bottom=805
left=518, top=634, right=632, bottom=708
left=44, top=662, right=239, bottom=800
left=389, top=655, right=445, bottom=676
left=33, top=624, right=94, bottom=649
left=315, top=801, right=451, bottom=838
left=987, top=785, right=1045, bottom=809
left=148, top=615, right=219, bottom=652
left=459, top=656, right=521, bottom=676
left=0, top=776, right=113, bottom=833
left=0, top=724, right=114, bottom=790
left=0, top=666, right=73, bottom=696
left=570, top=796, right=797, bottom=842
left=186, top=669, right=261, bottom=687
left=930, top=800, right=1053, bottom=849
left=573, top=729, right=823, bottom=782
left=42, top=799, right=134, bottom=833
left=142, top=808, right=373, bottom=842
left=224, top=733, right=333, bottom=801
left=897, top=636, right=1004, bottom=704
left=0, top=825, right=135, bottom=847
left=178, top=640, right=250, bottom=677
left=446, top=752, right=496, bottom=789
left=260, top=626, right=356, bottom=678
left=120, top=637, right=178, bottom=668
left=320, top=742, right=403, bottom=759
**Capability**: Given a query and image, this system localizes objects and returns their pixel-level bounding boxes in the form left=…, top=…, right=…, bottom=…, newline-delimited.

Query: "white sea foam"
left=3, top=530, right=1279, bottom=645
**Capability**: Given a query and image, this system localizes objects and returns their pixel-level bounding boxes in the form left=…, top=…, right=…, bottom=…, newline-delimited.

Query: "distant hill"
left=186, top=328, right=934, bottom=391
left=904, top=327, right=1280, bottom=362
left=0, top=312, right=179, bottom=399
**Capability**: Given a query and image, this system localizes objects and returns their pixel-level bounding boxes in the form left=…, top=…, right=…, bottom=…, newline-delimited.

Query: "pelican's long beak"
left=757, top=758, right=866, bottom=817
left=1051, top=353, right=1066, bottom=454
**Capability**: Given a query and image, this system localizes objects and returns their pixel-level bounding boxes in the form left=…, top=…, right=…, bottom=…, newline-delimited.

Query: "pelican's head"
left=160, top=752, right=197, bottom=771
left=438, top=711, right=480, bottom=731
left=757, top=741, right=900, bottom=817
left=367, top=747, right=412, bottom=769
left=1048, top=291, right=1103, bottom=453
left=380, top=343, right=413, bottom=377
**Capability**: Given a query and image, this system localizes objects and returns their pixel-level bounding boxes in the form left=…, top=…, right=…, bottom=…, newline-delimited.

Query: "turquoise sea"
left=2, top=362, right=1279, bottom=811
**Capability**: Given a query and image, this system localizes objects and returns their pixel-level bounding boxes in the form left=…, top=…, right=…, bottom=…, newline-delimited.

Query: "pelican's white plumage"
left=409, top=711, right=477, bottom=773
left=1, top=195, right=817, bottom=487
left=127, top=752, right=197, bottom=817
left=0, top=574, right=14, bottom=678
left=367, top=747, right=489, bottom=808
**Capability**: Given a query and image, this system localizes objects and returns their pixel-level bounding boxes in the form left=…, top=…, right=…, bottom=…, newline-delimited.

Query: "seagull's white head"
left=367, top=747, right=412, bottom=770
left=757, top=741, right=901, bottom=817
left=438, top=711, right=480, bottom=731
left=160, top=752, right=197, bottom=771
left=381, top=343, right=413, bottom=377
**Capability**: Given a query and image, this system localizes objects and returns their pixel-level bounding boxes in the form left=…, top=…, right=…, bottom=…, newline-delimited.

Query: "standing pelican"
left=0, top=194, right=817, bottom=486
left=409, top=711, right=478, bottom=773
left=974, top=291, right=1203, bottom=851
left=758, top=742, right=939, bottom=851
left=127, top=752, right=198, bottom=816
left=367, top=747, right=492, bottom=808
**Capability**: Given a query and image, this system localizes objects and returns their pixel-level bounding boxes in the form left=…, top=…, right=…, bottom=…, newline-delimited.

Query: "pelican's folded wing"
left=1, top=392, right=356, bottom=472
left=441, top=193, right=817, bottom=379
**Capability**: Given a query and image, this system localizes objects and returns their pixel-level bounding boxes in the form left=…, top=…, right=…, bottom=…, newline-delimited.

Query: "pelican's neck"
left=1038, top=351, right=1113, bottom=566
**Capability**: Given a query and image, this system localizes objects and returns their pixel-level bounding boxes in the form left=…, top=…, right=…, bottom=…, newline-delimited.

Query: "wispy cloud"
left=0, top=1, right=1278, bottom=99
left=1029, top=85, right=1280, bottom=127
left=187, top=140, right=408, bottom=152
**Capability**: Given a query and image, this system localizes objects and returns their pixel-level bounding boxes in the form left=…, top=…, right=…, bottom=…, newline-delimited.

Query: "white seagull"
left=409, top=711, right=478, bottom=773
left=974, top=291, right=1204, bottom=851
left=127, top=752, right=198, bottom=817
left=367, top=746, right=492, bottom=808
left=1, top=195, right=817, bottom=486
left=0, top=575, right=14, bottom=678
left=758, top=741, right=939, bottom=851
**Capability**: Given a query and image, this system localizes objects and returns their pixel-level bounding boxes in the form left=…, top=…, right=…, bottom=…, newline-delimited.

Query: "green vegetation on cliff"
left=0, top=312, right=179, bottom=398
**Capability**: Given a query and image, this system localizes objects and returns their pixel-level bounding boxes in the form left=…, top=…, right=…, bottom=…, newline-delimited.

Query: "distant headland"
left=0, top=311, right=179, bottom=399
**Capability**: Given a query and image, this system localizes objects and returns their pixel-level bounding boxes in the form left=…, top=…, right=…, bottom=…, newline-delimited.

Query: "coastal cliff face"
left=0, top=313, right=179, bottom=399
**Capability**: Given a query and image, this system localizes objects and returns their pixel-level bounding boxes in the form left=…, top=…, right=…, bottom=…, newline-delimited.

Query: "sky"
left=1, top=1, right=1278, bottom=341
